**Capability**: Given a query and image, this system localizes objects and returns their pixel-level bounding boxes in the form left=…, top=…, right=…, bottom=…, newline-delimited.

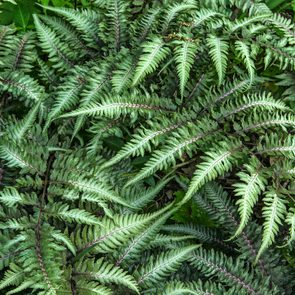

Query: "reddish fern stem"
left=35, top=154, right=56, bottom=295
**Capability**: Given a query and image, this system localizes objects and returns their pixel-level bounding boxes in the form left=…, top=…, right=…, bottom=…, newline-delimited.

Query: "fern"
left=0, top=1, right=294, bottom=294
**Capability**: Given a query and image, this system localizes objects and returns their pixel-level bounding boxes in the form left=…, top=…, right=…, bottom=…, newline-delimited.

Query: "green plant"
left=0, top=0, right=294, bottom=294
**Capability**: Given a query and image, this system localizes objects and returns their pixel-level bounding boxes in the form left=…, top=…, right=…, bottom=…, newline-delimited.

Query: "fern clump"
left=0, top=0, right=295, bottom=294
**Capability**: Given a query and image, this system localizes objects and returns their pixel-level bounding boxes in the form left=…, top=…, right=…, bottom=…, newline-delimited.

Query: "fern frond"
left=75, top=258, right=139, bottom=293
left=3, top=32, right=36, bottom=73
left=115, top=210, right=174, bottom=266
left=59, top=94, right=174, bottom=119
left=111, top=55, right=134, bottom=93
left=285, top=209, right=295, bottom=246
left=101, top=119, right=183, bottom=169
left=45, top=67, right=87, bottom=128
left=125, top=122, right=217, bottom=187
left=75, top=207, right=170, bottom=255
left=38, top=5, right=100, bottom=46
left=207, top=35, right=229, bottom=85
left=51, top=230, right=76, bottom=255
left=192, top=8, right=222, bottom=28
left=181, top=141, right=240, bottom=205
left=174, top=40, right=197, bottom=99
left=190, top=248, right=269, bottom=294
left=75, top=279, right=113, bottom=295
left=161, top=2, right=196, bottom=33
left=132, top=37, right=170, bottom=85
left=0, top=72, right=45, bottom=105
left=257, top=133, right=295, bottom=158
left=235, top=41, right=255, bottom=82
left=73, top=66, right=111, bottom=137
left=7, top=101, right=41, bottom=140
left=217, top=92, right=288, bottom=119
left=135, top=245, right=199, bottom=288
left=33, top=14, right=75, bottom=70
left=229, top=14, right=270, bottom=32
left=0, top=140, right=46, bottom=174
left=106, top=0, right=128, bottom=51
left=256, top=190, right=286, bottom=262
left=64, top=177, right=133, bottom=208
left=46, top=202, right=102, bottom=225
left=235, top=112, right=295, bottom=133
left=0, top=264, right=24, bottom=291
left=0, top=187, right=37, bottom=207
left=233, top=157, right=267, bottom=238
left=137, top=8, right=160, bottom=41
left=123, top=177, right=173, bottom=212
left=270, top=13, right=295, bottom=39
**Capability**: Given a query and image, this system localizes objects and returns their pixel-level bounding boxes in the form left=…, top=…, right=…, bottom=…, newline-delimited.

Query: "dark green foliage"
left=0, top=0, right=294, bottom=294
